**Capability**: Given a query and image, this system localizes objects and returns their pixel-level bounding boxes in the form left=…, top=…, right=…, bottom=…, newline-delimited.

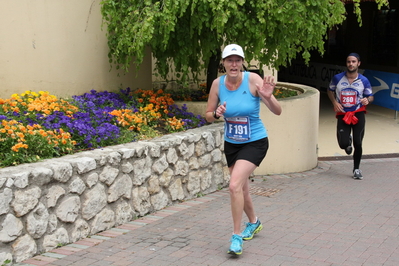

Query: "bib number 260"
left=340, top=90, right=357, bottom=107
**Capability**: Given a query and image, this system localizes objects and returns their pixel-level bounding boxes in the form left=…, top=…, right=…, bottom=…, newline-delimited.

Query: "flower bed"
left=0, top=89, right=206, bottom=168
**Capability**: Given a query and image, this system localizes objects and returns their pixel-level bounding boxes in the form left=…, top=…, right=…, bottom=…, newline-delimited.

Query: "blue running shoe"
left=227, top=234, right=243, bottom=255
left=241, top=219, right=263, bottom=240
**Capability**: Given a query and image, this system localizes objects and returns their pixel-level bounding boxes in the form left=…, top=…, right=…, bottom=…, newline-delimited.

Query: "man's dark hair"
left=348, top=53, right=360, bottom=61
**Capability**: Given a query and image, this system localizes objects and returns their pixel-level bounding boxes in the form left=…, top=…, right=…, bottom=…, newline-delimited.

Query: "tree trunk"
left=206, top=49, right=221, bottom=94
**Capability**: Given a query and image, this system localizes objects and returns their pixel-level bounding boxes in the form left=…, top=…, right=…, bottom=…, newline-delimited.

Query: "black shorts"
left=224, top=137, right=269, bottom=167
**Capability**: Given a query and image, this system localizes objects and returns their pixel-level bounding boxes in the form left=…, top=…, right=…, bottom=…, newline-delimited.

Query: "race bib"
left=225, top=116, right=251, bottom=141
left=340, top=89, right=357, bottom=107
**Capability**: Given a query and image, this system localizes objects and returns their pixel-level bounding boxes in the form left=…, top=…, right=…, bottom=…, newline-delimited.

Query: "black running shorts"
left=224, top=137, right=269, bottom=167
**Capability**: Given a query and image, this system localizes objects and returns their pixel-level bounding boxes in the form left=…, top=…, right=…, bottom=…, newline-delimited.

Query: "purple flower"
left=167, top=104, right=206, bottom=130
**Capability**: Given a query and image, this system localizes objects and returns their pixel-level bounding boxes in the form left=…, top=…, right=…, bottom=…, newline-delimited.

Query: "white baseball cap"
left=222, top=44, right=245, bottom=59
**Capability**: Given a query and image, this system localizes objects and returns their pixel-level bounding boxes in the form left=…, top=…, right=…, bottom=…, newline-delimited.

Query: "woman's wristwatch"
left=213, top=111, right=220, bottom=119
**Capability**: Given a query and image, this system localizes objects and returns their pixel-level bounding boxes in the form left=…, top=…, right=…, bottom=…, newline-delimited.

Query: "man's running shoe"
left=227, top=234, right=243, bottom=255
left=353, top=169, right=363, bottom=180
left=241, top=219, right=263, bottom=240
left=345, top=135, right=353, bottom=155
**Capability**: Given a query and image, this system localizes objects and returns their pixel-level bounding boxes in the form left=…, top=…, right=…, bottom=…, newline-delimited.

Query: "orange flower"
left=39, top=129, right=48, bottom=137
left=18, top=125, right=27, bottom=133
left=16, top=132, right=25, bottom=139
left=11, top=142, right=28, bottom=152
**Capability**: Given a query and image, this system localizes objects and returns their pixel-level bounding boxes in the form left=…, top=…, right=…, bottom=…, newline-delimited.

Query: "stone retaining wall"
left=0, top=123, right=229, bottom=263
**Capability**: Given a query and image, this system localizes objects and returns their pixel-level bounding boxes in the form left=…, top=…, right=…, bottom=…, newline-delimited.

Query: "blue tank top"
left=219, top=71, right=268, bottom=144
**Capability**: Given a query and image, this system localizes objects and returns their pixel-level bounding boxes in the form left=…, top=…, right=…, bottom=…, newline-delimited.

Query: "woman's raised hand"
left=256, top=76, right=276, bottom=99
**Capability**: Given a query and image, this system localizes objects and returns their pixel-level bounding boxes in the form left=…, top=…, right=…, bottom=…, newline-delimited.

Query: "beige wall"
left=255, top=83, right=320, bottom=175
left=0, top=1, right=152, bottom=99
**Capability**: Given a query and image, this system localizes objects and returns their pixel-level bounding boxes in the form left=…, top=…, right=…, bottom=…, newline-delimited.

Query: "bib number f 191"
left=225, top=116, right=251, bottom=142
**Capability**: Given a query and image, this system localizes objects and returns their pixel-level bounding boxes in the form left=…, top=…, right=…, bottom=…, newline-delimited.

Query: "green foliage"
left=273, top=86, right=298, bottom=98
left=1, top=260, right=11, bottom=266
left=165, top=83, right=208, bottom=101
left=100, top=0, right=389, bottom=81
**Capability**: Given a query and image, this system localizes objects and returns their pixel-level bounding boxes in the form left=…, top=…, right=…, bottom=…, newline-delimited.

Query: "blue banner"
left=363, top=70, right=399, bottom=111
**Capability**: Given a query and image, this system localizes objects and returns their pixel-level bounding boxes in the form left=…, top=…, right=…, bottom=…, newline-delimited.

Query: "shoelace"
left=230, top=235, right=241, bottom=247
left=243, top=222, right=257, bottom=235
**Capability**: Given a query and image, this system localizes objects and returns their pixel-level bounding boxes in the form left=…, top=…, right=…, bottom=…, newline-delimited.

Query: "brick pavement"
left=16, top=157, right=399, bottom=266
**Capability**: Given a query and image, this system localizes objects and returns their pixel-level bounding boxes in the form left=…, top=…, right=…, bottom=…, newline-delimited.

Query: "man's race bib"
left=340, top=89, right=358, bottom=108
left=225, top=116, right=251, bottom=141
